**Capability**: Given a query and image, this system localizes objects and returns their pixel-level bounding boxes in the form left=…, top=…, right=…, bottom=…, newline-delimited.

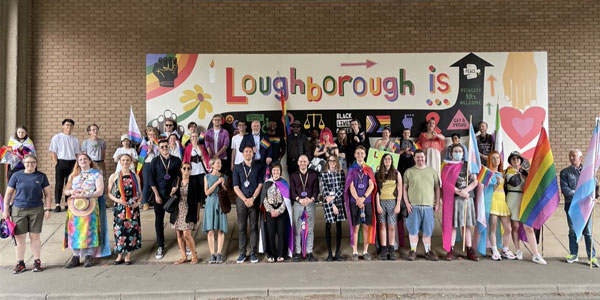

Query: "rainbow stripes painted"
left=519, top=127, right=560, bottom=229
left=568, top=118, right=600, bottom=241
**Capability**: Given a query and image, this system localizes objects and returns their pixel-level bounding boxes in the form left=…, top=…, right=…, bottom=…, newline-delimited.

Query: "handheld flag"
left=128, top=106, right=143, bottom=144
left=468, top=119, right=482, bottom=175
left=568, top=118, right=600, bottom=241
left=519, top=127, right=560, bottom=229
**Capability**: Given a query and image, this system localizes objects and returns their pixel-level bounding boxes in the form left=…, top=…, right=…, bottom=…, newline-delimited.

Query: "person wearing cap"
left=107, top=153, right=142, bottom=265
left=287, top=120, right=310, bottom=176
left=560, top=149, right=598, bottom=266
left=62, top=154, right=108, bottom=268
left=49, top=118, right=81, bottom=213
left=505, top=151, right=527, bottom=261
left=3, top=154, right=51, bottom=273
left=113, top=134, right=138, bottom=173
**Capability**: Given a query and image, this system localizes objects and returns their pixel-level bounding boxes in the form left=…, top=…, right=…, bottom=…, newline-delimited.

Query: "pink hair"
left=319, top=127, right=334, bottom=145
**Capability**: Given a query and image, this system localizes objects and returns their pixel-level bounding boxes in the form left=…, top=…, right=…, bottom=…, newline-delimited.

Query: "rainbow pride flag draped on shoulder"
left=344, top=162, right=377, bottom=245
left=137, top=138, right=158, bottom=174
left=519, top=127, right=560, bottom=229
left=441, top=160, right=463, bottom=252
left=568, top=118, right=600, bottom=241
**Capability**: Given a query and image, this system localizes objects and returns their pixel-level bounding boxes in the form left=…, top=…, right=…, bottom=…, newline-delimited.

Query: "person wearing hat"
left=107, top=153, right=142, bottom=265
left=113, top=134, right=138, bottom=174
left=286, top=120, right=310, bottom=176
left=62, top=153, right=108, bottom=268
left=49, top=118, right=81, bottom=212
left=505, top=151, right=528, bottom=261
left=3, top=154, right=51, bottom=273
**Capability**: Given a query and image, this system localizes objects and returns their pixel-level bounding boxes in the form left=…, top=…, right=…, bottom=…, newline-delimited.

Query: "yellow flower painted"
left=179, top=84, right=213, bottom=120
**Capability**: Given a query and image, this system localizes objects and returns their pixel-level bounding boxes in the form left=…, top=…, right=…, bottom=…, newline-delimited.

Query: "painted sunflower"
left=179, top=84, right=213, bottom=120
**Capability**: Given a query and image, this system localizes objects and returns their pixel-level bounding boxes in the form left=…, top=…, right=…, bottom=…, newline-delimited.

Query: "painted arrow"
left=487, top=74, right=497, bottom=96
left=340, top=59, right=377, bottom=69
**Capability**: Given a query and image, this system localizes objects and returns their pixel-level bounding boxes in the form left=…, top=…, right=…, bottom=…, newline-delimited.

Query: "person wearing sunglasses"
left=162, top=119, right=180, bottom=139
left=170, top=162, right=200, bottom=264
left=3, top=154, right=51, bottom=273
left=149, top=139, right=182, bottom=260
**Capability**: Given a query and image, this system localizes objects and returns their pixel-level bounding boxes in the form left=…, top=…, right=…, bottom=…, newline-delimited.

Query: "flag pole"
left=590, top=205, right=595, bottom=269
left=463, top=116, right=472, bottom=252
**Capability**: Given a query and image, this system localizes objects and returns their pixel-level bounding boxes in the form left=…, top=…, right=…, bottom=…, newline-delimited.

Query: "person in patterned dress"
left=170, top=162, right=200, bottom=264
left=320, top=154, right=346, bottom=261
left=62, top=154, right=107, bottom=268
left=107, top=153, right=142, bottom=265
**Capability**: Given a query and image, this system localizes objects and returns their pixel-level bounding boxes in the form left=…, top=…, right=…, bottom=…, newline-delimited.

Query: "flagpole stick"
left=463, top=116, right=473, bottom=252
left=590, top=205, right=595, bottom=269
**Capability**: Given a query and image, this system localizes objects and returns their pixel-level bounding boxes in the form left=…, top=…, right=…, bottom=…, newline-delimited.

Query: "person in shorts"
left=375, top=153, right=402, bottom=261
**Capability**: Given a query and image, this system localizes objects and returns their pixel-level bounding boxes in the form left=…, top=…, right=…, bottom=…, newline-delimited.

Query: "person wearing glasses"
left=162, top=119, right=180, bottom=139
left=3, top=155, right=51, bottom=273
left=49, top=118, right=81, bottom=212
left=149, top=139, right=182, bottom=260
left=170, top=162, right=200, bottom=264
left=319, top=154, right=346, bottom=261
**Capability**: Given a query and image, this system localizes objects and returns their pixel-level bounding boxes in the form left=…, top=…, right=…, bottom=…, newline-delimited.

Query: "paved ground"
left=1, top=203, right=600, bottom=299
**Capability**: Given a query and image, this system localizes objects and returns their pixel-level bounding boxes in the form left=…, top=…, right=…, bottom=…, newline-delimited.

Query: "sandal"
left=190, top=253, right=199, bottom=264
left=174, top=257, right=188, bottom=265
left=277, top=257, right=285, bottom=262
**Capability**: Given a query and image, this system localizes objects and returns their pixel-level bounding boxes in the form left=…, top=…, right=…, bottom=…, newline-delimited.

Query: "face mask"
left=452, top=152, right=463, bottom=161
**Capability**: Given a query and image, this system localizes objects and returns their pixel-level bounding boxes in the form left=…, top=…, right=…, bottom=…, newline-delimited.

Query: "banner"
left=366, top=148, right=400, bottom=172
left=146, top=52, right=548, bottom=161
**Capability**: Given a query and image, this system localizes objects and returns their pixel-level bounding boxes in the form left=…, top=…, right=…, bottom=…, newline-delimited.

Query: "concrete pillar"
left=0, top=0, right=31, bottom=191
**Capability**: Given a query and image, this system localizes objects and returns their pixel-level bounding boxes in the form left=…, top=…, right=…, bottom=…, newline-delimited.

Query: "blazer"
left=239, top=132, right=273, bottom=164
left=205, top=128, right=230, bottom=160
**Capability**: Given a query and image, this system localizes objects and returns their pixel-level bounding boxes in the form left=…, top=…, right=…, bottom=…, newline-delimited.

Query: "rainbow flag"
left=268, top=136, right=281, bottom=144
left=390, top=138, right=401, bottom=152
left=260, top=138, right=271, bottom=149
left=198, top=131, right=205, bottom=142
left=477, top=165, right=494, bottom=186
left=519, top=127, right=560, bottom=229
left=136, top=137, right=158, bottom=174
left=410, top=142, right=421, bottom=152
left=568, top=118, right=600, bottom=241
left=280, top=89, right=290, bottom=139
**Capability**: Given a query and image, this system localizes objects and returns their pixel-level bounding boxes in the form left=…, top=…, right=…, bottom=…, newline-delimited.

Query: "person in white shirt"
left=49, top=118, right=81, bottom=212
left=113, top=134, right=138, bottom=173
left=230, top=120, right=247, bottom=172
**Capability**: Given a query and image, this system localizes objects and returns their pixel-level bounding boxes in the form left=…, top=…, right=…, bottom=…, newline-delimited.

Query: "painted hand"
left=503, top=52, right=537, bottom=110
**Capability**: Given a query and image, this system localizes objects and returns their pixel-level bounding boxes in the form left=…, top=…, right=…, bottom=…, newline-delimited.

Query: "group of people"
left=1, top=114, right=598, bottom=275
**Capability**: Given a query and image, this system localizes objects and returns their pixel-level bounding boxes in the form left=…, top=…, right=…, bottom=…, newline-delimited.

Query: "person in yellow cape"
left=344, top=146, right=378, bottom=262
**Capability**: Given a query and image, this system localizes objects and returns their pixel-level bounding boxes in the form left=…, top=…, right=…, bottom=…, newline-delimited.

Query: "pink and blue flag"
left=128, top=106, right=142, bottom=144
left=568, top=118, right=600, bottom=241
left=468, top=119, right=482, bottom=175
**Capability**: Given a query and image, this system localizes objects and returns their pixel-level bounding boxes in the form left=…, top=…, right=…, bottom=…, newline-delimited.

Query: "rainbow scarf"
left=118, top=170, right=139, bottom=219
left=344, top=162, right=378, bottom=245
left=520, top=127, right=560, bottom=229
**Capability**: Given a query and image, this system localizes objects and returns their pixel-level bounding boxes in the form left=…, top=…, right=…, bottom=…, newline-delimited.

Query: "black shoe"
left=83, top=255, right=93, bottom=268
left=379, top=246, right=388, bottom=260
left=292, top=254, right=301, bottom=262
left=113, top=259, right=124, bottom=265
left=65, top=256, right=80, bottom=269
left=307, top=253, right=316, bottom=262
left=155, top=246, right=165, bottom=260
left=32, top=259, right=42, bottom=272
left=388, top=246, right=396, bottom=261
left=326, top=254, right=333, bottom=262
left=335, top=255, right=344, bottom=262
left=54, top=205, right=61, bottom=213
left=12, top=261, right=26, bottom=274
left=236, top=252, right=247, bottom=264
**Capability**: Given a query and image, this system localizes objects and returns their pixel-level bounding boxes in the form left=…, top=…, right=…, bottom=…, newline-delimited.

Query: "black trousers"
left=236, top=197, right=259, bottom=255
left=55, top=159, right=76, bottom=205
left=141, top=162, right=154, bottom=205
left=266, top=211, right=288, bottom=258
left=154, top=193, right=168, bottom=248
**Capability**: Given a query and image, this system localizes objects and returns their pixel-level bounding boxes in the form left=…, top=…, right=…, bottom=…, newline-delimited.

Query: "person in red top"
left=418, top=118, right=445, bottom=179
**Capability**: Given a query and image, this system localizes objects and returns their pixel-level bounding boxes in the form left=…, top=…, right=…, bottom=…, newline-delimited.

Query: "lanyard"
left=160, top=156, right=170, bottom=174
left=243, top=164, right=252, bottom=182
left=299, top=171, right=308, bottom=193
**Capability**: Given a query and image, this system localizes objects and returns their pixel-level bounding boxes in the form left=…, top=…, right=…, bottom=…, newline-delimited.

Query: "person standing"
left=4, top=126, right=36, bottom=181
left=320, top=154, right=346, bottom=261
left=3, top=155, right=51, bottom=273
left=183, top=131, right=210, bottom=208
left=139, top=127, right=159, bottom=211
left=477, top=122, right=494, bottom=167
left=205, top=114, right=230, bottom=176
left=261, top=163, right=291, bottom=263
left=149, top=139, right=182, bottom=260
left=81, top=124, right=107, bottom=177
left=231, top=120, right=247, bottom=172
left=375, top=153, right=402, bottom=261
left=290, top=155, right=320, bottom=262
left=403, top=150, right=440, bottom=261
left=112, top=134, right=138, bottom=173
left=347, top=119, right=370, bottom=166
left=444, top=133, right=468, bottom=162
left=232, top=146, right=264, bottom=264
left=239, top=120, right=272, bottom=178
left=266, top=120, right=286, bottom=165
left=204, top=158, right=228, bottom=264
left=418, top=118, right=445, bottom=179
left=107, top=154, right=142, bottom=265
left=398, top=128, right=416, bottom=175
left=560, top=149, right=598, bottom=266
left=170, top=163, right=200, bottom=265
left=287, top=120, right=310, bottom=176
left=49, top=119, right=81, bottom=212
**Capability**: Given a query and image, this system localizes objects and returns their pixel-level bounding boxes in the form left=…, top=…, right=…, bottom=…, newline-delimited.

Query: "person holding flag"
left=441, top=144, right=479, bottom=261
left=2, top=126, right=36, bottom=182
left=240, top=120, right=273, bottom=178
left=138, top=126, right=159, bottom=210
left=504, top=151, right=528, bottom=260
left=398, top=128, right=416, bottom=175
left=344, top=146, right=377, bottom=261
left=565, top=118, right=600, bottom=267
left=487, top=151, right=517, bottom=261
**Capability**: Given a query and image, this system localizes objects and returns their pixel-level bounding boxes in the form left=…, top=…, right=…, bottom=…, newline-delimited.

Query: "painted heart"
left=500, top=106, right=545, bottom=148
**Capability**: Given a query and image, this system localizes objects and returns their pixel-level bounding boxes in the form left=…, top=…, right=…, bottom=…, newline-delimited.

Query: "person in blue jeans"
left=560, top=149, right=598, bottom=267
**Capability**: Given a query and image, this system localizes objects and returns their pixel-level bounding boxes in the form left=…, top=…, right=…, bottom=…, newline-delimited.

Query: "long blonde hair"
left=69, top=153, right=97, bottom=179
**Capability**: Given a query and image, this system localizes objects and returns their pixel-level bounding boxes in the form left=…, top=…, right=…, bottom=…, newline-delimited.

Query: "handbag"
left=218, top=188, right=231, bottom=214
left=163, top=194, right=178, bottom=214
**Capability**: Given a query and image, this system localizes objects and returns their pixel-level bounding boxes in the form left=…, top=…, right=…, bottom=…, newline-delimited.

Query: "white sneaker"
left=533, top=254, right=547, bottom=265
left=516, top=250, right=523, bottom=260
left=502, top=249, right=516, bottom=260
left=491, top=251, right=502, bottom=261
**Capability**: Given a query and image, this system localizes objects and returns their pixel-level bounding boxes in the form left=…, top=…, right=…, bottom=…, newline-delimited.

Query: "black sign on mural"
left=217, top=53, right=493, bottom=141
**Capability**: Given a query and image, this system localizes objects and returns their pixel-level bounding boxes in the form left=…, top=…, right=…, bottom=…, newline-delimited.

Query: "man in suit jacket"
left=239, top=120, right=272, bottom=177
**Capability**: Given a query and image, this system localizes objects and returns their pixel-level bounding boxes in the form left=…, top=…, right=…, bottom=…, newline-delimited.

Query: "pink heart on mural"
left=500, top=106, right=546, bottom=148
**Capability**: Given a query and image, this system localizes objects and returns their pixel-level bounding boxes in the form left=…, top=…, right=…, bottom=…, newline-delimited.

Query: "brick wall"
left=28, top=0, right=600, bottom=200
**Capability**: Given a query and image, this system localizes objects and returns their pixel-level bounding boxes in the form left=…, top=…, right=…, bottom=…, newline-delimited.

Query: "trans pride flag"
left=128, top=106, right=142, bottom=144
left=568, top=118, right=600, bottom=241
left=519, top=127, right=560, bottom=229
